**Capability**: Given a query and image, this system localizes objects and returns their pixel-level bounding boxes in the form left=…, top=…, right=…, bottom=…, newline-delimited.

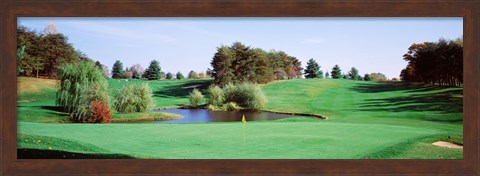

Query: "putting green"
left=18, top=120, right=439, bottom=159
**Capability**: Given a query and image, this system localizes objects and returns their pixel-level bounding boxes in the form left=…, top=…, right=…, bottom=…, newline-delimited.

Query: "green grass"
left=107, top=78, right=212, bottom=109
left=18, top=121, right=439, bottom=159
left=17, top=77, right=463, bottom=159
left=112, top=112, right=181, bottom=123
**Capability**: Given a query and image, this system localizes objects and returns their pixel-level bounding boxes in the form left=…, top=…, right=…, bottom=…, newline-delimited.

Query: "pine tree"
left=145, top=60, right=161, bottom=80
left=331, top=64, right=342, bottom=79
left=304, top=58, right=320, bottom=79
left=111, top=60, right=125, bottom=79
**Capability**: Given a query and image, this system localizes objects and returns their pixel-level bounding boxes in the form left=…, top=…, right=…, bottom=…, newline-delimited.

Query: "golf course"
left=17, top=76, right=463, bottom=159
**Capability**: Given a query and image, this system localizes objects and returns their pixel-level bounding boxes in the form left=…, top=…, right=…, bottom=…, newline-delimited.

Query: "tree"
left=363, top=74, right=371, bottom=81
left=252, top=48, right=274, bottom=83
left=318, top=70, right=324, bottom=79
left=206, top=68, right=213, bottom=77
left=43, top=24, right=58, bottom=35
left=210, top=42, right=300, bottom=86
left=400, top=38, right=463, bottom=86
left=16, top=46, right=26, bottom=75
left=166, top=72, right=174, bottom=80
left=304, top=58, right=321, bottom=79
left=38, top=33, right=80, bottom=77
left=94, top=61, right=110, bottom=78
left=176, top=72, right=185, bottom=80
left=369, top=73, right=387, bottom=81
left=111, top=60, right=125, bottom=79
left=56, top=61, right=110, bottom=122
left=188, top=70, right=198, bottom=79
left=199, top=72, right=206, bottom=79
left=101, top=64, right=110, bottom=78
left=159, top=71, right=166, bottom=80
left=211, top=45, right=235, bottom=85
left=124, top=71, right=133, bottom=79
left=348, top=67, right=361, bottom=80
left=274, top=68, right=287, bottom=80
left=129, top=64, right=144, bottom=79
left=331, top=64, right=342, bottom=79
left=30, top=56, right=44, bottom=78
left=145, top=60, right=161, bottom=80
left=17, top=25, right=87, bottom=78
left=94, top=61, right=102, bottom=69
left=325, top=71, right=330, bottom=79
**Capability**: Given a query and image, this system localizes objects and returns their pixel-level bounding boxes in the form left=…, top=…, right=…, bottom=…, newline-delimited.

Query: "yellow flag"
left=242, top=114, right=246, bottom=123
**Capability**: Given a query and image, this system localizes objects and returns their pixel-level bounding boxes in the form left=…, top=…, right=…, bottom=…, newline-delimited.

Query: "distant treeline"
left=19, top=25, right=461, bottom=87
left=400, top=37, right=463, bottom=86
left=210, top=42, right=302, bottom=86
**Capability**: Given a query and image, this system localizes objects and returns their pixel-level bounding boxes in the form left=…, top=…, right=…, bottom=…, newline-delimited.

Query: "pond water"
left=152, top=109, right=296, bottom=123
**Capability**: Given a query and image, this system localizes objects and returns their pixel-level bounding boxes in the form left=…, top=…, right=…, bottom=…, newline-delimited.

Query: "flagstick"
left=242, top=115, right=246, bottom=147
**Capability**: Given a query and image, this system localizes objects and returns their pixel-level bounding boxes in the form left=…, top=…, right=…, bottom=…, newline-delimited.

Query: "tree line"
left=17, top=25, right=207, bottom=81
left=400, top=37, right=463, bottom=86
left=210, top=42, right=389, bottom=86
left=303, top=59, right=387, bottom=81
left=109, top=60, right=207, bottom=80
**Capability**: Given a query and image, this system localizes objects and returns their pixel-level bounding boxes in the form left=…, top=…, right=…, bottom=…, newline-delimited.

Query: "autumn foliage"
left=87, top=100, right=112, bottom=123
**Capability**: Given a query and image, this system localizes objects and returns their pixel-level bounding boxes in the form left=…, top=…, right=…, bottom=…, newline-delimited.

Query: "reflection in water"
left=152, top=109, right=294, bottom=124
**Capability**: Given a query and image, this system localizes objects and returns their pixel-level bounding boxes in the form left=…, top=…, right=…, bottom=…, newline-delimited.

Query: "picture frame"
left=1, top=0, right=478, bottom=175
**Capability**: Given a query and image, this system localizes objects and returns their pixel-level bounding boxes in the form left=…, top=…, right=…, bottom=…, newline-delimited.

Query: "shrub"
left=207, top=85, right=224, bottom=106
left=206, top=104, right=217, bottom=111
left=223, top=102, right=240, bottom=111
left=114, top=83, right=154, bottom=113
left=56, top=61, right=110, bottom=122
left=87, top=100, right=112, bottom=123
left=189, top=88, right=204, bottom=107
left=223, top=82, right=267, bottom=110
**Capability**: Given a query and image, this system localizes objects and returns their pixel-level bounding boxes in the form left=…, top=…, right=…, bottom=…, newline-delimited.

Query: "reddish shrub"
left=87, top=100, right=112, bottom=123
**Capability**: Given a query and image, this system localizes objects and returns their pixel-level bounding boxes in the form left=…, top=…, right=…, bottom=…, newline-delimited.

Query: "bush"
left=206, top=104, right=217, bottom=111
left=87, top=100, right=112, bottom=123
left=207, top=85, right=224, bottom=106
left=189, top=88, right=204, bottom=107
left=223, top=102, right=240, bottom=111
left=223, top=82, right=267, bottom=110
left=56, top=61, right=110, bottom=122
left=114, top=83, right=154, bottom=113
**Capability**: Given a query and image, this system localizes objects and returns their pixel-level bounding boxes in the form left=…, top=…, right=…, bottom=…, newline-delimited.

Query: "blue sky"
left=18, top=17, right=462, bottom=79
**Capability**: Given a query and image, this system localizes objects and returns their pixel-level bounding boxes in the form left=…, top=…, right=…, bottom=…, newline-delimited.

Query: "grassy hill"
left=17, top=77, right=463, bottom=159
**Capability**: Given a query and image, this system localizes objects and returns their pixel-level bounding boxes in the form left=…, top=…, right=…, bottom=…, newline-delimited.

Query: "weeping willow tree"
left=56, top=61, right=110, bottom=122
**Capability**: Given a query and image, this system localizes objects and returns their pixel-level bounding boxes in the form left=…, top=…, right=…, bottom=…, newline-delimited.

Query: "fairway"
left=17, top=77, right=463, bottom=159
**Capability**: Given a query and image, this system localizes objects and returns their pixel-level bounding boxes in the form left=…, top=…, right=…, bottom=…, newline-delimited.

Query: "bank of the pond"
left=151, top=108, right=324, bottom=124
left=111, top=111, right=182, bottom=123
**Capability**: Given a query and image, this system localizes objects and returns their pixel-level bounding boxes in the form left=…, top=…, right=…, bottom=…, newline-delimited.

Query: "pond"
left=152, top=109, right=297, bottom=123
